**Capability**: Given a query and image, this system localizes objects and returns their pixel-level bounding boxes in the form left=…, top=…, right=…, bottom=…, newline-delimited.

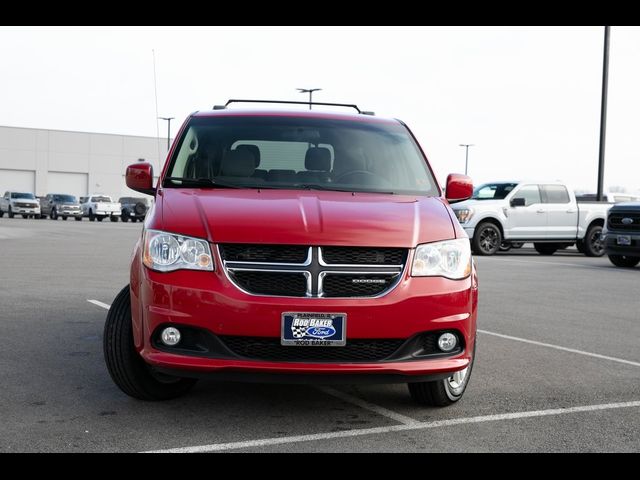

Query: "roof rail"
left=213, top=99, right=373, bottom=115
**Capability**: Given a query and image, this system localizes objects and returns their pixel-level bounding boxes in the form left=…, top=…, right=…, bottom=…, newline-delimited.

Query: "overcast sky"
left=1, top=26, right=638, bottom=193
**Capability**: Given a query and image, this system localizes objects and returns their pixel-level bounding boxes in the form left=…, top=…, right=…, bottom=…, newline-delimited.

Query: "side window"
left=542, top=185, right=570, bottom=204
left=514, top=185, right=541, bottom=206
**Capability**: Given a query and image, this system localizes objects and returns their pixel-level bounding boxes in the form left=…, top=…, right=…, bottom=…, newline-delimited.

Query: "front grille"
left=15, top=202, right=35, bottom=208
left=608, top=213, right=640, bottom=231
left=221, top=245, right=407, bottom=298
left=220, top=244, right=309, bottom=263
left=219, top=336, right=404, bottom=362
left=230, top=270, right=308, bottom=296
left=321, top=247, right=406, bottom=265
left=322, top=273, right=400, bottom=297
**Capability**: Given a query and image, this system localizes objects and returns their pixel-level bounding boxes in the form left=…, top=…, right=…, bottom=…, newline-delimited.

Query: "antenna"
left=152, top=49, right=161, bottom=173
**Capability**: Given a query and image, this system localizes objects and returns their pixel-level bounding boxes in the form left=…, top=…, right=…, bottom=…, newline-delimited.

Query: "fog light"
left=438, top=332, right=457, bottom=352
left=161, top=327, right=181, bottom=346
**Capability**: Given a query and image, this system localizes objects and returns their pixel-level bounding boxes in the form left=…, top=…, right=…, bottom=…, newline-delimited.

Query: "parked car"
left=603, top=201, right=640, bottom=268
left=103, top=100, right=478, bottom=406
left=118, top=196, right=150, bottom=222
left=0, top=191, right=41, bottom=219
left=451, top=181, right=609, bottom=256
left=80, top=194, right=121, bottom=222
left=41, top=193, right=83, bottom=221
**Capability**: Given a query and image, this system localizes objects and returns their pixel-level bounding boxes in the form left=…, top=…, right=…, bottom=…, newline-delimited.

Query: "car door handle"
left=566, top=209, right=577, bottom=213
left=536, top=209, right=545, bottom=213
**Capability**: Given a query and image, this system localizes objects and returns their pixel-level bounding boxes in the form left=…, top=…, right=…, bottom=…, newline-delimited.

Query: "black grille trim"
left=220, top=245, right=408, bottom=298
left=320, top=247, right=407, bottom=265
left=219, top=244, right=310, bottom=264
left=608, top=213, right=640, bottom=231
left=229, top=270, right=309, bottom=297
left=320, top=273, right=401, bottom=298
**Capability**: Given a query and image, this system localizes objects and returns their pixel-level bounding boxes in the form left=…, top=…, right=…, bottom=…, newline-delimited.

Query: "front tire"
left=608, top=255, right=640, bottom=268
left=8, top=207, right=14, bottom=218
left=534, top=243, right=559, bottom=255
left=584, top=225, right=605, bottom=257
left=89, top=210, right=95, bottom=221
left=75, top=216, right=82, bottom=221
left=408, top=346, right=475, bottom=407
left=51, top=208, right=58, bottom=220
left=472, top=222, right=502, bottom=256
left=103, top=286, right=198, bottom=400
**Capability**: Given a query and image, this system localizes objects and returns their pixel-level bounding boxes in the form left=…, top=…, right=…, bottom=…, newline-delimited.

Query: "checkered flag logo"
left=291, top=325, right=308, bottom=338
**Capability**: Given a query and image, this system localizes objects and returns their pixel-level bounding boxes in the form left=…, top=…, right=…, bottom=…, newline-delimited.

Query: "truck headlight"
left=143, top=229, right=214, bottom=272
left=453, top=208, right=474, bottom=224
left=411, top=239, right=472, bottom=280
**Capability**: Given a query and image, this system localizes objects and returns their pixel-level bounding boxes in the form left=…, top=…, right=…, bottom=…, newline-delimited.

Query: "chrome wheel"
left=447, top=366, right=469, bottom=395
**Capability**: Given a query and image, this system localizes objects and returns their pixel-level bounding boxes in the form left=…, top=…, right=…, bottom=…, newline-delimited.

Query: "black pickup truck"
left=603, top=202, right=640, bottom=268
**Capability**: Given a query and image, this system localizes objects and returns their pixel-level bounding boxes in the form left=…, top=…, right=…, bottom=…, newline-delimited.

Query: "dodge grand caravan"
left=103, top=101, right=478, bottom=406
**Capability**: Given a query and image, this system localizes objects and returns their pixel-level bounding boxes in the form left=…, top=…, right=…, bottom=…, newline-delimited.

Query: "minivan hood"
left=157, top=189, right=456, bottom=247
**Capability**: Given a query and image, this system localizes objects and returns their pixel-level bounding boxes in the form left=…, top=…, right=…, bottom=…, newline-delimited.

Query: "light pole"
left=158, top=116, right=174, bottom=151
left=597, top=26, right=610, bottom=202
left=459, top=144, right=474, bottom=175
left=296, top=88, right=322, bottom=110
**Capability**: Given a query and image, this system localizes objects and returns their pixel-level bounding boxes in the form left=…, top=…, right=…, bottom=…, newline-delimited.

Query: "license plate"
left=281, top=312, right=346, bottom=346
left=617, top=235, right=631, bottom=246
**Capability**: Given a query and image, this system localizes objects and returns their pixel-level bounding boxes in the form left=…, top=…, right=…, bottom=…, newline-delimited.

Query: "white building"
left=0, top=125, right=168, bottom=199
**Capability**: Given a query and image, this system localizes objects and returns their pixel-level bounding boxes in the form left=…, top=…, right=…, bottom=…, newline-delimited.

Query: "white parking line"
left=316, top=386, right=420, bottom=425
left=87, top=299, right=111, bottom=310
left=479, top=329, right=640, bottom=368
left=477, top=256, right=633, bottom=273
left=143, top=400, right=640, bottom=453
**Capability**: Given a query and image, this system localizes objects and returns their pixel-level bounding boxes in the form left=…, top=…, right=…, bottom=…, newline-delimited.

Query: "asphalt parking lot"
left=1, top=217, right=638, bottom=452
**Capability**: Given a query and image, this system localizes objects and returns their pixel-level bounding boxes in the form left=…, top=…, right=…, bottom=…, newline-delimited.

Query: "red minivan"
left=103, top=101, right=477, bottom=406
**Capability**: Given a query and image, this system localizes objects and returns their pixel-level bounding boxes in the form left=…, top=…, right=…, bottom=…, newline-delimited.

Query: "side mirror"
left=126, top=163, right=155, bottom=196
left=510, top=198, right=526, bottom=207
left=445, top=173, right=473, bottom=203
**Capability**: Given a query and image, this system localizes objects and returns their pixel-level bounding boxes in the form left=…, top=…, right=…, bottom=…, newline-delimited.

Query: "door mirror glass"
left=510, top=197, right=526, bottom=207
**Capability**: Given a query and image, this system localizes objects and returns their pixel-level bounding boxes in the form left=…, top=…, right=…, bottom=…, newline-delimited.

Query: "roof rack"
left=212, top=99, right=374, bottom=115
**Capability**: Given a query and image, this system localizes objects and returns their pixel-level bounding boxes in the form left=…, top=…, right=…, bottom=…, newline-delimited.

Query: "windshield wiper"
left=297, top=184, right=396, bottom=194
left=163, top=177, right=243, bottom=189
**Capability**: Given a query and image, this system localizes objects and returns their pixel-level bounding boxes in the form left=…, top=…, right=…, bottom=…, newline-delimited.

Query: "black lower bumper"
left=152, top=366, right=452, bottom=385
left=604, top=232, right=640, bottom=256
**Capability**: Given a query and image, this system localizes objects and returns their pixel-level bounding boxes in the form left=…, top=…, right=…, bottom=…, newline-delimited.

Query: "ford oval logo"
left=621, top=217, right=634, bottom=225
left=305, top=326, right=336, bottom=338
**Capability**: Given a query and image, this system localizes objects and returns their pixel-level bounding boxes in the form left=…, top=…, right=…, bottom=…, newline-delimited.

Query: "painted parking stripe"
left=479, top=329, right=640, bottom=368
left=317, top=386, right=420, bottom=425
left=476, top=256, right=636, bottom=273
left=87, top=299, right=111, bottom=310
left=143, top=400, right=640, bottom=453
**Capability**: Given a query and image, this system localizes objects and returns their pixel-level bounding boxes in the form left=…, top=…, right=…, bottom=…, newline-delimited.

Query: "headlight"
left=411, top=239, right=472, bottom=279
left=142, top=229, right=214, bottom=272
left=453, top=208, right=474, bottom=223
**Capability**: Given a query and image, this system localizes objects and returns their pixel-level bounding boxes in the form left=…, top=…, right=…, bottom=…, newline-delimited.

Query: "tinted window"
left=514, top=185, right=541, bottom=206
left=11, top=192, right=36, bottom=199
left=53, top=194, right=77, bottom=202
left=472, top=183, right=517, bottom=200
left=165, top=116, right=439, bottom=196
left=91, top=196, right=112, bottom=203
left=542, top=185, right=570, bottom=204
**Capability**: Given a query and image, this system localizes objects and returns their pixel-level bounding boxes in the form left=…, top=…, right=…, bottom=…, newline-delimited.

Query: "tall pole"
left=597, top=26, right=610, bottom=201
left=459, top=144, right=474, bottom=175
left=297, top=88, right=322, bottom=110
left=158, top=117, right=174, bottom=152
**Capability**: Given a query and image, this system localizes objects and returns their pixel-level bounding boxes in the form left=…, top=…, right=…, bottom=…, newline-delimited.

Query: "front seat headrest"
left=305, top=147, right=331, bottom=171
left=221, top=149, right=256, bottom=177
left=235, top=144, right=261, bottom=168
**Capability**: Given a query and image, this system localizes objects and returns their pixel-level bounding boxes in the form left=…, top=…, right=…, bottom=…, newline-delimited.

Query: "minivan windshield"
left=472, top=183, right=518, bottom=200
left=11, top=192, right=36, bottom=199
left=164, top=116, right=439, bottom=196
left=53, top=194, right=77, bottom=202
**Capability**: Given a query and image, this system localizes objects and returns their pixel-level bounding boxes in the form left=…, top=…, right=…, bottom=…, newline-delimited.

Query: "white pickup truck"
left=0, top=191, right=41, bottom=219
left=79, top=194, right=121, bottom=222
left=451, top=181, right=610, bottom=256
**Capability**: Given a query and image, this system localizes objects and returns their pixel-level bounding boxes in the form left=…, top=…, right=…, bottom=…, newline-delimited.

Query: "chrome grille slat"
left=219, top=245, right=407, bottom=298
